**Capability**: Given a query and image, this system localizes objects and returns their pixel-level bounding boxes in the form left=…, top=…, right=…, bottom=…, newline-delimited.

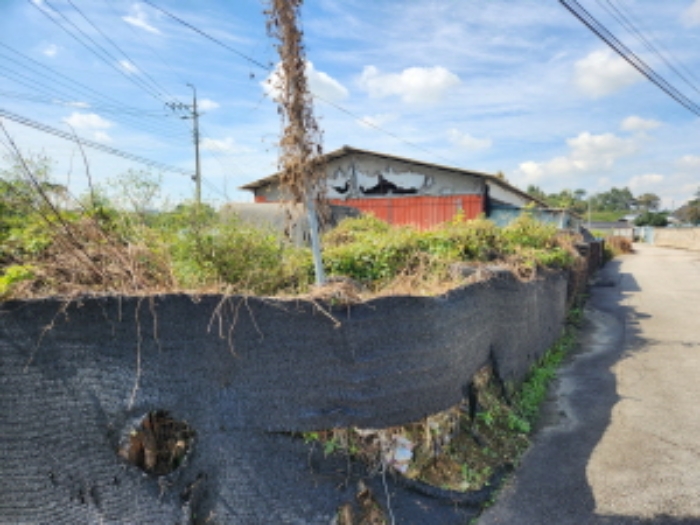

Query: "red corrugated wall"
left=330, top=195, right=484, bottom=229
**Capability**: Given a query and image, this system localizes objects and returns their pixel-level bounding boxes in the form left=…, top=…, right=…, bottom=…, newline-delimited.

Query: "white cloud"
left=574, top=49, right=641, bottom=98
left=201, top=137, right=236, bottom=152
left=119, top=60, right=139, bottom=75
left=628, top=173, right=664, bottom=191
left=517, top=131, right=636, bottom=185
left=263, top=61, right=349, bottom=103
left=621, top=115, right=661, bottom=132
left=122, top=3, right=160, bottom=34
left=358, top=113, right=399, bottom=129
left=93, top=131, right=112, bottom=143
left=63, top=112, right=112, bottom=130
left=678, top=154, right=700, bottom=169
left=42, top=44, right=58, bottom=57
left=447, top=128, right=492, bottom=151
left=57, top=101, right=90, bottom=109
left=358, top=65, right=461, bottom=104
left=309, top=64, right=349, bottom=101
left=199, top=99, right=220, bottom=111
left=683, top=0, right=700, bottom=26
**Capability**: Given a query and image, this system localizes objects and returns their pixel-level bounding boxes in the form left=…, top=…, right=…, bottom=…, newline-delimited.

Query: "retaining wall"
left=0, top=271, right=568, bottom=524
left=653, top=227, right=700, bottom=251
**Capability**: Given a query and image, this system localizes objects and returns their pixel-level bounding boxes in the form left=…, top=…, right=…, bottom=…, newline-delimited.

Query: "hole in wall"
left=119, top=410, right=195, bottom=476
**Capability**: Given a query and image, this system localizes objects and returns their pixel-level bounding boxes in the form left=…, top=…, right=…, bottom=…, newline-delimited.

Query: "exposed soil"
left=311, top=366, right=530, bottom=510
left=119, top=410, right=195, bottom=476
left=407, top=367, right=529, bottom=492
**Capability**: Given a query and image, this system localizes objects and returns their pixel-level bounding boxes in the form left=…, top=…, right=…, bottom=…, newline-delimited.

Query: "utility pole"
left=166, top=84, right=201, bottom=213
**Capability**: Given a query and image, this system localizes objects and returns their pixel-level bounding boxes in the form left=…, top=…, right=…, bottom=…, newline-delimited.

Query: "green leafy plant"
left=0, top=264, right=35, bottom=298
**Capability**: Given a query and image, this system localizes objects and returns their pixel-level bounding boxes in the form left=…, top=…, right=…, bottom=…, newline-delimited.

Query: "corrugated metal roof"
left=240, top=145, right=546, bottom=207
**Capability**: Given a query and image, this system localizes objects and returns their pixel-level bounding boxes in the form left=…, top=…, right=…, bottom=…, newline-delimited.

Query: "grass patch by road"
left=301, top=300, right=584, bottom=514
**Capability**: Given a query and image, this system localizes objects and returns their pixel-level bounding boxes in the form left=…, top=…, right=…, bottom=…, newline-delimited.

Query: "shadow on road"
left=478, top=257, right=687, bottom=525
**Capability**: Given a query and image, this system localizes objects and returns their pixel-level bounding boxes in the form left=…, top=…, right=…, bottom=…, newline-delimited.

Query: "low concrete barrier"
left=653, top=228, right=700, bottom=251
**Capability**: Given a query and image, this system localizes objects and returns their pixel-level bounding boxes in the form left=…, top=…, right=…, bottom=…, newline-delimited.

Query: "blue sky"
left=1, top=0, right=699, bottom=209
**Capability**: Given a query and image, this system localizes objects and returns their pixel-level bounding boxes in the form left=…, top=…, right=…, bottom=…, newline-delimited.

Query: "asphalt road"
left=478, top=245, right=700, bottom=525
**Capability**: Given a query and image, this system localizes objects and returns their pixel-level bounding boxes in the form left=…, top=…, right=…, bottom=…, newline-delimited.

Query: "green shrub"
left=502, top=214, right=558, bottom=251
left=0, top=264, right=35, bottom=298
left=169, top=216, right=310, bottom=294
left=323, top=226, right=422, bottom=283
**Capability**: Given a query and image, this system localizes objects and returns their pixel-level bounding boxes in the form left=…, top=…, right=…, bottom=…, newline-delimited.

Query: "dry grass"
left=606, top=235, right=634, bottom=257
left=11, top=218, right=174, bottom=299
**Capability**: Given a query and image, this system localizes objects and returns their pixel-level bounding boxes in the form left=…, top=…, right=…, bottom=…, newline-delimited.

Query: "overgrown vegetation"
left=302, top=302, right=583, bottom=499
left=634, top=211, right=668, bottom=227
left=0, top=153, right=585, bottom=300
left=604, top=236, right=634, bottom=261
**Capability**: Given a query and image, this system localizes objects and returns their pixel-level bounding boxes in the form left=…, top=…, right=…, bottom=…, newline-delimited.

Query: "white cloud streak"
left=199, top=137, right=250, bottom=153
left=358, top=113, right=399, bottom=129
left=621, top=115, right=661, bottom=132
left=447, top=129, right=492, bottom=151
left=93, top=131, right=112, bottom=143
left=677, top=155, right=700, bottom=169
left=683, top=0, right=700, bottom=26
left=199, top=99, right=220, bottom=111
left=119, top=60, right=139, bottom=75
left=574, top=49, right=641, bottom=98
left=63, top=112, right=112, bottom=130
left=517, top=131, right=636, bottom=185
left=263, top=61, right=349, bottom=103
left=628, top=173, right=664, bottom=191
left=358, top=65, right=460, bottom=104
left=42, top=44, right=58, bottom=57
left=122, top=3, right=161, bottom=34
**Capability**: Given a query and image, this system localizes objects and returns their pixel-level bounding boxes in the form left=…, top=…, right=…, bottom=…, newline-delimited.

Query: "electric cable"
left=143, top=0, right=463, bottom=167
left=560, top=0, right=700, bottom=117
left=64, top=0, right=178, bottom=104
left=27, top=0, right=167, bottom=103
left=0, top=44, right=188, bottom=138
left=0, top=107, right=194, bottom=176
left=596, top=0, right=700, bottom=97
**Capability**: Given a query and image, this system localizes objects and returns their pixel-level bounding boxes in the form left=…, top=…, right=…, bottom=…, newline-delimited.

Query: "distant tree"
left=634, top=211, right=668, bottom=227
left=107, top=169, right=162, bottom=218
left=590, top=186, right=636, bottom=212
left=545, top=189, right=587, bottom=214
left=677, top=195, right=700, bottom=225
left=526, top=184, right=547, bottom=202
left=636, top=193, right=660, bottom=211
left=686, top=205, right=700, bottom=225
left=0, top=152, right=64, bottom=212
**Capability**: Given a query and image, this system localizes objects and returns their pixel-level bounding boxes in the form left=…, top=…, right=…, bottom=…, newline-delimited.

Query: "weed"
left=0, top=264, right=35, bottom=298
left=605, top=236, right=634, bottom=261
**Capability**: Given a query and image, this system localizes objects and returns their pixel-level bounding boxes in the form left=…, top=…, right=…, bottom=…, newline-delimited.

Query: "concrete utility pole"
left=188, top=83, right=202, bottom=213
left=167, top=84, right=202, bottom=212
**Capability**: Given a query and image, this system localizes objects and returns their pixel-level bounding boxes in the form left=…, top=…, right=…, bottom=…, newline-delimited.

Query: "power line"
left=596, top=0, right=700, bottom=98
left=0, top=43, right=187, bottom=138
left=142, top=0, right=270, bottom=71
left=28, top=0, right=167, bottom=103
left=0, top=107, right=193, bottom=176
left=0, top=89, right=171, bottom=117
left=142, top=0, right=462, bottom=167
left=560, top=0, right=700, bottom=117
left=610, top=0, right=700, bottom=91
left=64, top=0, right=178, bottom=104
left=0, top=42, right=162, bottom=116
